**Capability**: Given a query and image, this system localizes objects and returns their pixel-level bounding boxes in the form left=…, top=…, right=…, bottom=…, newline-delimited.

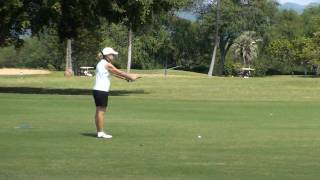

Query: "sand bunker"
left=0, top=68, right=51, bottom=75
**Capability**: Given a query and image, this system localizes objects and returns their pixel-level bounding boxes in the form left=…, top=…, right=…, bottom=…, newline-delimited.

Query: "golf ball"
left=198, top=135, right=202, bottom=138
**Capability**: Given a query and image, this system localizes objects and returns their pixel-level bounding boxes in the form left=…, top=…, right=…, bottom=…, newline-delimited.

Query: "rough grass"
left=0, top=71, right=320, bottom=179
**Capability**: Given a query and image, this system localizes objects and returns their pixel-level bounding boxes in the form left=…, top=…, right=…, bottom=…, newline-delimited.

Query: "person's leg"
left=95, top=106, right=106, bottom=132
left=95, top=106, right=112, bottom=138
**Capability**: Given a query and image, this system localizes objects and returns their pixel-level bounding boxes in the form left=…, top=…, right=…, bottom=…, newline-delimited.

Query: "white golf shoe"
left=97, top=132, right=112, bottom=139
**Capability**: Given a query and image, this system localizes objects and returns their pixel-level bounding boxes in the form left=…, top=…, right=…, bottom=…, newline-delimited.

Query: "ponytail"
left=97, top=52, right=103, bottom=60
left=100, top=50, right=111, bottom=62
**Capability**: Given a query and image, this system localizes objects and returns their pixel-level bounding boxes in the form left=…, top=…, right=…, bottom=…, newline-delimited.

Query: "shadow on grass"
left=0, top=87, right=148, bottom=96
left=296, top=75, right=320, bottom=78
left=81, top=133, right=97, bottom=138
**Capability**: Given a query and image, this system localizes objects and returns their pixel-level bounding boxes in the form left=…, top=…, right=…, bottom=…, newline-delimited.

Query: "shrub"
left=0, top=46, right=19, bottom=67
left=224, top=62, right=242, bottom=76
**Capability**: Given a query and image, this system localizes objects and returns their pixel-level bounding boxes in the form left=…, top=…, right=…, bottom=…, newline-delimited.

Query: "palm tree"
left=64, top=39, right=73, bottom=77
left=231, top=31, right=261, bottom=68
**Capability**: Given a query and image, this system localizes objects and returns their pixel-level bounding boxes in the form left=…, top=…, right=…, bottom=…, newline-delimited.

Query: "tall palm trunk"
left=242, top=51, right=246, bottom=66
left=127, top=25, right=133, bottom=73
left=208, top=40, right=219, bottom=76
left=208, top=0, right=220, bottom=77
left=64, top=39, right=73, bottom=77
left=219, top=46, right=228, bottom=75
left=303, top=62, right=308, bottom=76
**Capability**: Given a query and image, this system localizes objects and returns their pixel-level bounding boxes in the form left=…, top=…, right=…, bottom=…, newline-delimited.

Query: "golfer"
left=93, top=47, right=140, bottom=139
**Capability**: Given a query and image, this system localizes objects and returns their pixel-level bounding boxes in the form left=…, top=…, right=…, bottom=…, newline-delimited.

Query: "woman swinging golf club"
left=93, top=47, right=140, bottom=139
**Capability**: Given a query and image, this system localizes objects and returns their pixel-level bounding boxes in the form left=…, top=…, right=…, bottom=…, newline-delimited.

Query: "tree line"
left=0, top=0, right=320, bottom=76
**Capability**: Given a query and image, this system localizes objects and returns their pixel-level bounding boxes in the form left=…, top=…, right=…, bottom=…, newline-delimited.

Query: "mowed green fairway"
left=1, top=71, right=320, bottom=180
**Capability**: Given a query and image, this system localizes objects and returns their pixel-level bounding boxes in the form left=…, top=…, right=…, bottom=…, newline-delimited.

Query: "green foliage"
left=263, top=6, right=320, bottom=75
left=224, top=61, right=241, bottom=76
left=37, top=28, right=64, bottom=70
left=252, top=57, right=269, bottom=77
left=0, top=28, right=64, bottom=70
left=268, top=10, right=304, bottom=40
left=0, top=46, right=19, bottom=67
left=267, top=39, right=295, bottom=73
left=292, top=34, right=320, bottom=75
left=302, top=6, right=320, bottom=36
left=132, top=35, right=159, bottom=69
left=1, top=0, right=320, bottom=77
left=231, top=31, right=261, bottom=67
left=168, top=17, right=203, bottom=69
left=198, top=0, right=278, bottom=75
left=100, top=23, right=129, bottom=68
left=131, top=25, right=175, bottom=69
left=0, top=38, right=52, bottom=69
left=267, top=33, right=320, bottom=76
left=72, top=29, right=102, bottom=71
left=0, top=0, right=26, bottom=47
left=99, top=14, right=200, bottom=70
left=310, top=32, right=320, bottom=67
left=18, top=38, right=49, bottom=68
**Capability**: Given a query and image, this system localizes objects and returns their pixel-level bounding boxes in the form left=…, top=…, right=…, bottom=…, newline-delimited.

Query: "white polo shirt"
left=93, top=59, right=111, bottom=92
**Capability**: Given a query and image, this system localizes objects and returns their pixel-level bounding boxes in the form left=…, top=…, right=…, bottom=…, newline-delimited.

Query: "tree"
left=302, top=6, right=320, bottom=37
left=292, top=35, right=320, bottom=76
left=267, top=39, right=295, bottom=74
left=268, top=10, right=304, bottom=40
left=117, top=0, right=192, bottom=72
left=1, top=0, right=124, bottom=75
left=166, top=15, right=203, bottom=70
left=38, top=28, right=65, bottom=70
left=207, top=0, right=220, bottom=77
left=199, top=0, right=277, bottom=75
left=310, top=32, right=320, bottom=75
left=231, top=31, right=261, bottom=68
left=291, top=37, right=313, bottom=75
left=55, top=0, right=120, bottom=76
left=0, top=0, right=28, bottom=47
left=100, top=22, right=128, bottom=68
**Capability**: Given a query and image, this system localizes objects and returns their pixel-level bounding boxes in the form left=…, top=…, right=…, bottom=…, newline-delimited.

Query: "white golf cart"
left=79, top=66, right=94, bottom=77
left=240, top=67, right=255, bottom=78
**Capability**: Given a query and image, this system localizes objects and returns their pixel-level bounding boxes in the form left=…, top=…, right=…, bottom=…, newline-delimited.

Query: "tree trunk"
left=304, top=64, right=307, bottom=76
left=164, top=58, right=168, bottom=78
left=127, top=25, right=133, bottom=73
left=208, top=0, right=220, bottom=77
left=289, top=64, right=294, bottom=77
left=316, top=65, right=320, bottom=76
left=64, top=39, right=73, bottom=77
left=219, top=47, right=226, bottom=75
left=242, top=52, right=246, bottom=66
left=208, top=41, right=219, bottom=77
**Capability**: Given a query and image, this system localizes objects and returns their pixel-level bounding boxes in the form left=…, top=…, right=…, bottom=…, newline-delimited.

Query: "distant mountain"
left=176, top=2, right=320, bottom=20
left=306, top=2, right=320, bottom=8
left=279, top=2, right=320, bottom=14
left=280, top=2, right=305, bottom=14
left=176, top=11, right=197, bottom=22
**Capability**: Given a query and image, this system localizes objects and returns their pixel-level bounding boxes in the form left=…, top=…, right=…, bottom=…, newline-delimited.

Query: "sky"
left=277, top=0, right=320, bottom=5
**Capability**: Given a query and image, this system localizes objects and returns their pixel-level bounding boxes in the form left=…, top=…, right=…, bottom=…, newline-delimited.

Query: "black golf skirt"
left=93, top=90, right=109, bottom=107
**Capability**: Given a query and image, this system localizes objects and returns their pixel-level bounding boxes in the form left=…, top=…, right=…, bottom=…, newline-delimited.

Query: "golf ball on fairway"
left=198, top=135, right=202, bottom=138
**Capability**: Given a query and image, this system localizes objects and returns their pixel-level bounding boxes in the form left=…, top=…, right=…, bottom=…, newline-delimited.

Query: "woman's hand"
left=129, top=74, right=141, bottom=81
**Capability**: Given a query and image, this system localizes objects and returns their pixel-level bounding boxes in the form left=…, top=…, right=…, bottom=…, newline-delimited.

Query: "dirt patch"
left=0, top=68, right=51, bottom=75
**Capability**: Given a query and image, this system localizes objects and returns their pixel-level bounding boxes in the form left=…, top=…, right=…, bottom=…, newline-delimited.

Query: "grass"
left=0, top=70, right=320, bottom=179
